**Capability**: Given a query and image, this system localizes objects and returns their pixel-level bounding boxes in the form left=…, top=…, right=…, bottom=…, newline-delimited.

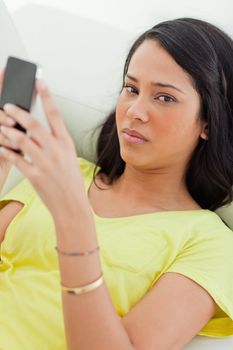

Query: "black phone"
left=0, top=56, right=38, bottom=133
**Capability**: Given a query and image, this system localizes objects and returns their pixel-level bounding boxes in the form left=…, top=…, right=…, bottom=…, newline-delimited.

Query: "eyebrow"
left=125, top=73, right=185, bottom=94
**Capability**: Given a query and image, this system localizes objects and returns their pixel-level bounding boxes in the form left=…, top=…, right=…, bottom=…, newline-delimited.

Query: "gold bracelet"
left=61, top=274, right=104, bottom=295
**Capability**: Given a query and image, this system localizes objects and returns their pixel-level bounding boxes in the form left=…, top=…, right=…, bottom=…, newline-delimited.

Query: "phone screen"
left=0, top=56, right=38, bottom=154
left=0, top=56, right=37, bottom=111
left=0, top=56, right=38, bottom=133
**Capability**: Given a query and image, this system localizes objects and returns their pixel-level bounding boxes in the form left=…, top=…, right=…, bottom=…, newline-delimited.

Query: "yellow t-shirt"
left=0, top=157, right=233, bottom=349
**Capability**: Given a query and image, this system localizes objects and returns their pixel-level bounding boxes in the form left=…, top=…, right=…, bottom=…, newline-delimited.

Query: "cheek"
left=115, top=95, right=127, bottom=125
left=157, top=107, right=200, bottom=139
left=150, top=114, right=182, bottom=138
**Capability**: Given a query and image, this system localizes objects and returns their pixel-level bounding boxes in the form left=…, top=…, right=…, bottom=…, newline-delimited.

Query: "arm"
left=53, top=200, right=135, bottom=350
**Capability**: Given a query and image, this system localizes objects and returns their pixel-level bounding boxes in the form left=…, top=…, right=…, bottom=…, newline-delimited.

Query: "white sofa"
left=1, top=2, right=233, bottom=348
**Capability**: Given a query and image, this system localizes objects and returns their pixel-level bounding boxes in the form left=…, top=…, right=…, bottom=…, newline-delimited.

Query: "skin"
left=113, top=39, right=208, bottom=211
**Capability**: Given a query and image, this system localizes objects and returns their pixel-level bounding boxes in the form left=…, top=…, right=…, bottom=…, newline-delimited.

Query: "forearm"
left=53, top=203, right=135, bottom=350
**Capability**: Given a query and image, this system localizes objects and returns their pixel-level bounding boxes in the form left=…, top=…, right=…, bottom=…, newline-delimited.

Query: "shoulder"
left=77, top=157, right=110, bottom=189
left=77, top=157, right=99, bottom=177
left=186, top=209, right=233, bottom=238
left=199, top=211, right=233, bottom=247
left=176, top=210, right=233, bottom=264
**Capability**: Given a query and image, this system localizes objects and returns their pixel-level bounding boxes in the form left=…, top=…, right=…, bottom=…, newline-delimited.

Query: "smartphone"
left=0, top=56, right=38, bottom=133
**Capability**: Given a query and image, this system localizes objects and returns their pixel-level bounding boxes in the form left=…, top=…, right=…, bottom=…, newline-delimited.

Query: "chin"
left=120, top=148, right=147, bottom=167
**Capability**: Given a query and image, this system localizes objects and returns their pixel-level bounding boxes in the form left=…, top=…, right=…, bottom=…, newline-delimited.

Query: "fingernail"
left=4, top=103, right=16, bottom=113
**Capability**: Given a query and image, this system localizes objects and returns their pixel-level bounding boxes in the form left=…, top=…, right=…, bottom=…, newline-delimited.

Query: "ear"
left=200, top=122, right=208, bottom=140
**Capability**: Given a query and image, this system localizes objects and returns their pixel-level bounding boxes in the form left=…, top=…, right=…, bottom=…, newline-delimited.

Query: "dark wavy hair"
left=90, top=17, right=233, bottom=211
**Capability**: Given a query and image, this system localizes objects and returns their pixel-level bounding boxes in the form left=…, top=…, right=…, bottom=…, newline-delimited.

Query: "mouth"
left=122, top=131, right=148, bottom=144
left=122, top=128, right=148, bottom=141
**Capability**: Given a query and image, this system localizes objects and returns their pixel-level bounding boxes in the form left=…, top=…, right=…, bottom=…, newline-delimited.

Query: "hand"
left=0, top=79, right=86, bottom=215
left=0, top=68, right=16, bottom=172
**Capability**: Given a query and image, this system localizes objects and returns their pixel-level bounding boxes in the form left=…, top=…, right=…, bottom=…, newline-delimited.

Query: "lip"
left=123, top=132, right=147, bottom=144
left=122, top=128, right=148, bottom=141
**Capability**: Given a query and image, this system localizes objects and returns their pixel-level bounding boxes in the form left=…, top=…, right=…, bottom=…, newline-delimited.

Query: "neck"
left=112, top=163, right=198, bottom=210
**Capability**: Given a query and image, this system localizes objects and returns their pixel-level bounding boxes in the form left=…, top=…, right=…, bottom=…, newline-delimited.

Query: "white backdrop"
left=5, top=0, right=233, bottom=36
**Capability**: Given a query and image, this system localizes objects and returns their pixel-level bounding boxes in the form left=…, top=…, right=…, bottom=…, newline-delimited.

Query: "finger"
left=0, top=67, right=5, bottom=95
left=0, top=132, right=19, bottom=150
left=0, top=146, right=33, bottom=176
left=36, top=79, right=69, bottom=139
left=3, top=103, right=52, bottom=148
left=0, top=125, right=46, bottom=165
left=0, top=110, right=16, bottom=127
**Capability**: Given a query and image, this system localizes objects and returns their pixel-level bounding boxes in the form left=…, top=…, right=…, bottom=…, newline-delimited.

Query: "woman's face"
left=116, top=39, right=207, bottom=171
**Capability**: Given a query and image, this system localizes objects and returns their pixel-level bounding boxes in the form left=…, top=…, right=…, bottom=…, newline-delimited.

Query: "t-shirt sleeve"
left=166, top=217, right=233, bottom=337
left=0, top=178, right=35, bottom=209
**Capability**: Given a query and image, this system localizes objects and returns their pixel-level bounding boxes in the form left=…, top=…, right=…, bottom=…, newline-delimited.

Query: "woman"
left=0, top=17, right=233, bottom=350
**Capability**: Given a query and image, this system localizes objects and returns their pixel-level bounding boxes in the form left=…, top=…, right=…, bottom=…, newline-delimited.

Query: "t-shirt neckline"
left=85, top=164, right=210, bottom=221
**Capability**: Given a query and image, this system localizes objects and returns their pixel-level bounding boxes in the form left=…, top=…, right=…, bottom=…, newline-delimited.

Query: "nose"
left=126, top=96, right=149, bottom=122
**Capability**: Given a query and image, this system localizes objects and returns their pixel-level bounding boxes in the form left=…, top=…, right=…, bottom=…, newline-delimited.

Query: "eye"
left=157, top=95, right=175, bottom=103
left=123, top=84, right=138, bottom=94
